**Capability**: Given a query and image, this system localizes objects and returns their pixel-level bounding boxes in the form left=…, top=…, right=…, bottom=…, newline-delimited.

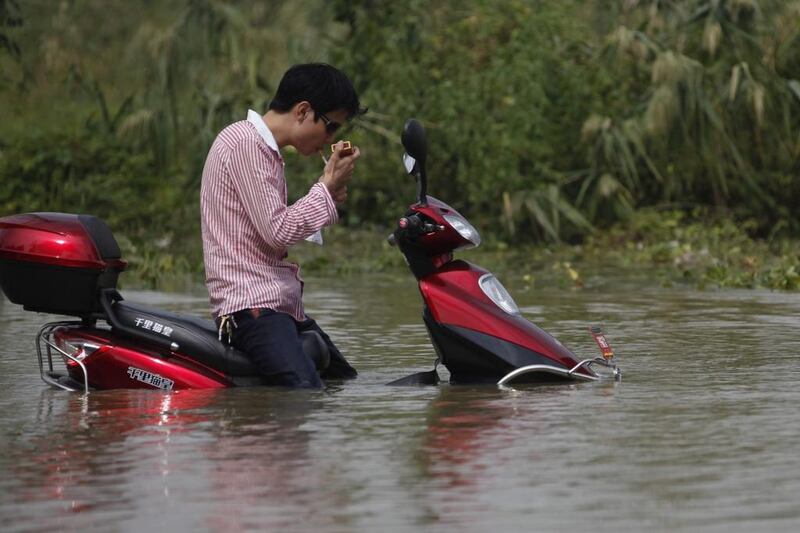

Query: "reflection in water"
left=199, top=390, right=326, bottom=532
left=2, top=278, right=800, bottom=531
left=421, top=388, right=518, bottom=491
left=414, top=384, right=621, bottom=529
left=9, top=389, right=218, bottom=529
left=7, top=387, right=327, bottom=531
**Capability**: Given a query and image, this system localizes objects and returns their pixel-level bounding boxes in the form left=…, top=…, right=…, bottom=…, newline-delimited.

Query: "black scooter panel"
left=113, top=301, right=258, bottom=376
left=423, top=308, right=569, bottom=383
left=111, top=301, right=329, bottom=378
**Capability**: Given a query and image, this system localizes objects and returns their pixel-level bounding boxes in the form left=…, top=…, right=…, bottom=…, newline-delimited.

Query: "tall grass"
left=1, top=0, right=798, bottom=251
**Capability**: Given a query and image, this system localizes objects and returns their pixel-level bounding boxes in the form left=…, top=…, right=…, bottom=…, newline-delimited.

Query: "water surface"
left=1, top=272, right=798, bottom=532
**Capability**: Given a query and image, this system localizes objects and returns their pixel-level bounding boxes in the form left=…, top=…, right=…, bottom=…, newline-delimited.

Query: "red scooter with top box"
left=0, top=119, right=619, bottom=392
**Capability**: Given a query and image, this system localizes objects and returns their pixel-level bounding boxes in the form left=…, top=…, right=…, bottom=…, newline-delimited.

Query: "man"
left=200, top=63, right=364, bottom=388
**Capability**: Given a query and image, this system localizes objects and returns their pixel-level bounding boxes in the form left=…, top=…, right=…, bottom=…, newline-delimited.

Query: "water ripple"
left=2, top=278, right=800, bottom=531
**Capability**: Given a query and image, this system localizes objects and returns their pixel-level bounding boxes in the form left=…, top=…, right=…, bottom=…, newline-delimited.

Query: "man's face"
left=295, top=107, right=348, bottom=156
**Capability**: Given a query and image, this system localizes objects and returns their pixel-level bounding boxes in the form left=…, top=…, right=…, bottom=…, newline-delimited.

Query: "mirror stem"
left=417, top=167, right=428, bottom=206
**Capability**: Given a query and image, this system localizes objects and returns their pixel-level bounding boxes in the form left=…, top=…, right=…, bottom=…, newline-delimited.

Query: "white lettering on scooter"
left=133, top=317, right=174, bottom=337
left=127, top=366, right=175, bottom=390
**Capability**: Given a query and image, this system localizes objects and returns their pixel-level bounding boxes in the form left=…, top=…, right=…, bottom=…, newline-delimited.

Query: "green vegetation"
left=1, top=1, right=798, bottom=289
left=576, top=209, right=800, bottom=290
left=293, top=211, right=800, bottom=292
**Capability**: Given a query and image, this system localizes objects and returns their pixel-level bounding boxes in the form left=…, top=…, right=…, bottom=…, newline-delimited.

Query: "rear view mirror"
left=401, top=119, right=427, bottom=164
left=401, top=119, right=428, bottom=205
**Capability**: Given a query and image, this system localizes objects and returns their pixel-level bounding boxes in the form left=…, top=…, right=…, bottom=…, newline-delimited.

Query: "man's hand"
left=320, top=141, right=360, bottom=204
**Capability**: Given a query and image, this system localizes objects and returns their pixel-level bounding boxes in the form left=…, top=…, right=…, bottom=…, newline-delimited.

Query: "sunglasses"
left=317, top=111, right=342, bottom=135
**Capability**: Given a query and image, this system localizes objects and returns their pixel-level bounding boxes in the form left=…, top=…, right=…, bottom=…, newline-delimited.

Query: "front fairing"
left=408, top=196, right=480, bottom=255
left=394, top=196, right=481, bottom=280
left=418, top=260, right=594, bottom=380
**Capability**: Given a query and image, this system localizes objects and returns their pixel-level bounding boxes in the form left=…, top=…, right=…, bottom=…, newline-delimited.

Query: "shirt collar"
left=246, top=109, right=281, bottom=156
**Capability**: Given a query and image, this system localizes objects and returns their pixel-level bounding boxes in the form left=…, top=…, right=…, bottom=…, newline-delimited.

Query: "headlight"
left=443, top=213, right=481, bottom=248
left=478, top=273, right=520, bottom=315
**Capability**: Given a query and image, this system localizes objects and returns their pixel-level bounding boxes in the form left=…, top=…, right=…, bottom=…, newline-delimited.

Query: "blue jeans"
left=230, top=308, right=357, bottom=388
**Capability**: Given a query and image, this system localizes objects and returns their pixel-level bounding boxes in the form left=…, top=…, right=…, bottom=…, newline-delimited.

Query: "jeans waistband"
left=215, top=308, right=273, bottom=328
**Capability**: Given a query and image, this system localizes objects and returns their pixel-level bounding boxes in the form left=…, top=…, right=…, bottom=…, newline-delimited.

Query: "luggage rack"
left=36, top=321, right=89, bottom=393
left=497, top=357, right=621, bottom=387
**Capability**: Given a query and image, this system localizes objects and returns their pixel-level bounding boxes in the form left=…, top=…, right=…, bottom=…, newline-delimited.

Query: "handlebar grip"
left=399, top=215, right=422, bottom=230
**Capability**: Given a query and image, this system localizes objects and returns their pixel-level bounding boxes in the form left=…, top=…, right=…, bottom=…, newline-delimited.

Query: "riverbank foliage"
left=1, top=1, right=798, bottom=288
left=291, top=211, right=800, bottom=292
left=579, top=209, right=800, bottom=290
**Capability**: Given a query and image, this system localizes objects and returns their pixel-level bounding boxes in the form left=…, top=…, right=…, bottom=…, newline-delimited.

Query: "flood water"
left=0, top=270, right=798, bottom=532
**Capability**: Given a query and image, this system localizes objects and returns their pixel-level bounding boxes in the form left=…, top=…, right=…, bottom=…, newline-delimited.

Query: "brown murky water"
left=1, top=271, right=799, bottom=532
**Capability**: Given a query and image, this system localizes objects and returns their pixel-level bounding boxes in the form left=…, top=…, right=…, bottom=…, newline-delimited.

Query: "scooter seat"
left=111, top=301, right=329, bottom=378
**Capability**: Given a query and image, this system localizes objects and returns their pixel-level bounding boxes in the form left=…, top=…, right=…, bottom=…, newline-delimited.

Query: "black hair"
left=268, top=63, right=365, bottom=120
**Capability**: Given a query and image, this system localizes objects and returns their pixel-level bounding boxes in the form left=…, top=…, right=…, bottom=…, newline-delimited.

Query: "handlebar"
left=399, top=215, right=443, bottom=235
left=389, top=214, right=445, bottom=247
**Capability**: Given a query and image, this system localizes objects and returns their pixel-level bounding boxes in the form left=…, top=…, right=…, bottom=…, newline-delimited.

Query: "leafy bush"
left=329, top=0, right=800, bottom=240
left=1, top=0, right=799, bottom=260
left=0, top=128, right=203, bottom=278
left=584, top=208, right=800, bottom=289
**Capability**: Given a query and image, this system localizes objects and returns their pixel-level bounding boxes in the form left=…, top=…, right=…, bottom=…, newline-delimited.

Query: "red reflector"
left=589, top=326, right=614, bottom=360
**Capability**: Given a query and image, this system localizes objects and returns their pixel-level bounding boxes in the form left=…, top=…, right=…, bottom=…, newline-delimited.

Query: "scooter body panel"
left=56, top=328, right=232, bottom=390
left=419, top=260, right=593, bottom=380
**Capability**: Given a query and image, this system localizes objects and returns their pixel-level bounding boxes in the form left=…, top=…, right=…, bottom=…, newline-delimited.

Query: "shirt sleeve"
left=226, top=137, right=338, bottom=249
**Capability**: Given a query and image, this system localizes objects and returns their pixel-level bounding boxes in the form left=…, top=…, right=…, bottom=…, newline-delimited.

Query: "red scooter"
left=0, top=119, right=619, bottom=392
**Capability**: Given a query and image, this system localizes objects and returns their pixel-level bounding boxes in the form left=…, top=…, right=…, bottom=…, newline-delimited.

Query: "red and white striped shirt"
left=200, top=110, right=338, bottom=321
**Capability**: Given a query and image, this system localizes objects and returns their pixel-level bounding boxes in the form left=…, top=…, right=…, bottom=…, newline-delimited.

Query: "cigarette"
left=319, top=150, right=328, bottom=165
